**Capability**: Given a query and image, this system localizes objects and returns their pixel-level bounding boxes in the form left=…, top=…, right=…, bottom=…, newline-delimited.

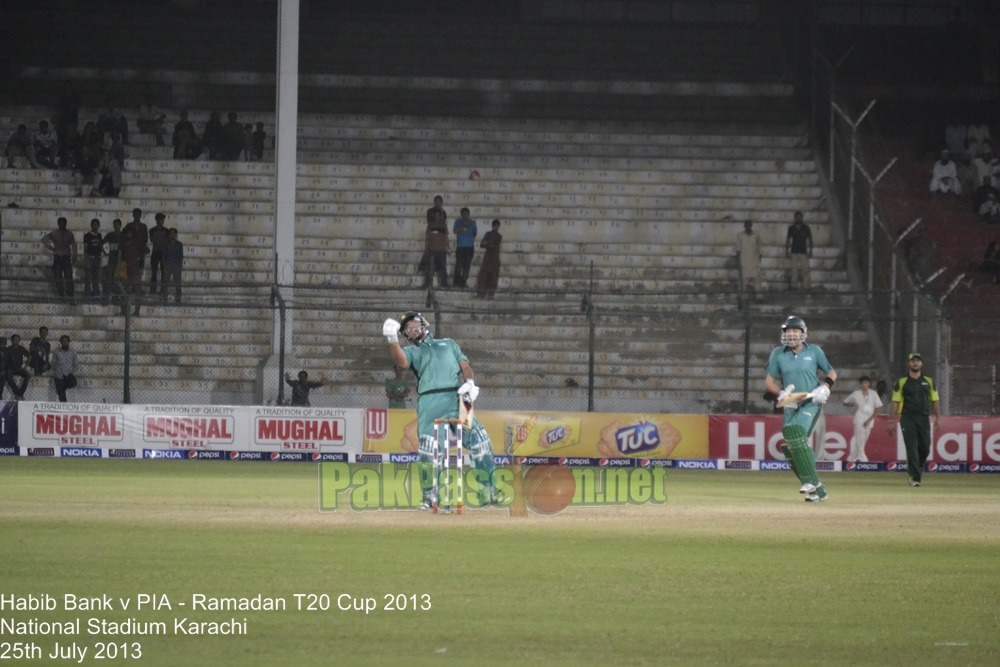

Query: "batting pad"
left=782, top=424, right=820, bottom=487
left=467, top=423, right=497, bottom=489
left=780, top=444, right=801, bottom=482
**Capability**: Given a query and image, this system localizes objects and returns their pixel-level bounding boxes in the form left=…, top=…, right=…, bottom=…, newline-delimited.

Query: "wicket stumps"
left=432, top=418, right=464, bottom=514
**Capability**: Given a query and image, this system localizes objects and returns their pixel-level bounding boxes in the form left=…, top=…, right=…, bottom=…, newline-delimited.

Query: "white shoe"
left=799, top=483, right=816, bottom=494
left=805, top=493, right=826, bottom=503
left=908, top=477, right=920, bottom=487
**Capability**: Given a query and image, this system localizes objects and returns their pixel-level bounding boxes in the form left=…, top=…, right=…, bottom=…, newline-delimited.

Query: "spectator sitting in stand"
left=974, top=150, right=1000, bottom=189
left=980, top=193, right=1000, bottom=224
left=136, top=95, right=167, bottom=147
left=967, top=122, right=992, bottom=158
left=97, top=98, right=128, bottom=145
left=5, top=124, right=39, bottom=169
left=28, top=326, right=52, bottom=376
left=97, top=151, right=122, bottom=198
left=975, top=176, right=1000, bottom=211
left=3, top=334, right=31, bottom=400
left=73, top=122, right=102, bottom=197
left=957, top=155, right=979, bottom=197
left=33, top=120, right=59, bottom=169
left=929, top=149, right=962, bottom=195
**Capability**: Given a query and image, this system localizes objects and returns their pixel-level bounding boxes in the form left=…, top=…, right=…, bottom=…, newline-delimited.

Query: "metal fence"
left=0, top=273, right=961, bottom=414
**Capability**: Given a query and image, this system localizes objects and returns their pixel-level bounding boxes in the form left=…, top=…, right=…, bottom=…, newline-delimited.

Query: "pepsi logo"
left=270, top=452, right=281, bottom=461
left=846, top=462, right=857, bottom=471
left=312, top=453, right=322, bottom=461
left=517, top=456, right=527, bottom=464
left=970, top=464, right=980, bottom=472
left=927, top=462, right=939, bottom=472
left=187, top=450, right=198, bottom=459
left=639, top=459, right=651, bottom=467
left=558, top=457, right=568, bottom=465
left=887, top=462, right=902, bottom=471
left=598, top=458, right=609, bottom=467
left=230, top=451, right=239, bottom=460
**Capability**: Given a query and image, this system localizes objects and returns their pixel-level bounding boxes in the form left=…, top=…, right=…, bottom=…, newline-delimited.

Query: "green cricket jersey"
left=402, top=333, right=467, bottom=395
left=891, top=375, right=939, bottom=415
left=765, top=342, right=833, bottom=395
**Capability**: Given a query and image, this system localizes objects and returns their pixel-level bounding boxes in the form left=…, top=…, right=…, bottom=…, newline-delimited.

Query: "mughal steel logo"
left=256, top=416, right=346, bottom=451
left=145, top=415, right=234, bottom=449
left=365, top=409, right=388, bottom=440
left=34, top=411, right=123, bottom=446
left=28, top=448, right=55, bottom=457
left=725, top=460, right=753, bottom=470
left=60, top=447, right=101, bottom=458
left=108, top=449, right=136, bottom=458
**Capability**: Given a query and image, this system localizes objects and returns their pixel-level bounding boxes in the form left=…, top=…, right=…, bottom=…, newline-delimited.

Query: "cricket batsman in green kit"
left=382, top=312, right=508, bottom=509
left=765, top=316, right=837, bottom=502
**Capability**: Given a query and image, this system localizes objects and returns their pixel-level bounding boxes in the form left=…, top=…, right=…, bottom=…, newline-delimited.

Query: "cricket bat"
left=459, top=396, right=474, bottom=429
left=775, top=391, right=812, bottom=407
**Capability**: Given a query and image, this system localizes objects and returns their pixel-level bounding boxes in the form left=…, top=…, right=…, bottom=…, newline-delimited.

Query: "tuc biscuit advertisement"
left=362, top=408, right=708, bottom=459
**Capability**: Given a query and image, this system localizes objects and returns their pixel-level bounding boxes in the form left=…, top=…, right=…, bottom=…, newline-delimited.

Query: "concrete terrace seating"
left=1, top=104, right=874, bottom=410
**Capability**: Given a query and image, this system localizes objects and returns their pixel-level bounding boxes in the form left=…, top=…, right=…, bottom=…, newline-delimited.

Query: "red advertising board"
left=709, top=415, right=1000, bottom=463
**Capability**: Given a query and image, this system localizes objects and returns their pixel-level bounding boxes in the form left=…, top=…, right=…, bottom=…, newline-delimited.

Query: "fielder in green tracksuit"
left=383, top=311, right=506, bottom=509
left=887, top=352, right=940, bottom=487
left=765, top=316, right=837, bottom=502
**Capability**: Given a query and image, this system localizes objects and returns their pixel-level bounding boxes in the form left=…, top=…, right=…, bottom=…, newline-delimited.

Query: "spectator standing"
left=418, top=195, right=447, bottom=276
left=242, top=124, right=254, bottom=161
left=172, top=111, right=201, bottom=159
left=385, top=365, right=411, bottom=408
left=42, top=216, right=77, bottom=303
left=83, top=219, right=104, bottom=300
left=3, top=335, right=31, bottom=400
left=785, top=211, right=812, bottom=291
left=123, top=208, right=149, bottom=282
left=136, top=96, right=167, bottom=146
left=221, top=112, right=244, bottom=160
left=477, top=219, right=503, bottom=299
left=103, top=218, right=124, bottom=303
left=28, top=327, right=51, bottom=376
left=284, top=371, right=324, bottom=407
left=161, top=229, right=184, bottom=304
left=5, top=124, right=38, bottom=169
left=252, top=122, right=266, bottom=160
left=843, top=375, right=883, bottom=462
left=120, top=227, right=148, bottom=316
left=887, top=353, right=941, bottom=487
left=148, top=213, right=170, bottom=295
left=33, top=120, right=59, bottom=169
left=735, top=218, right=763, bottom=298
left=51, top=336, right=80, bottom=403
left=929, top=149, right=962, bottom=195
left=422, top=208, right=449, bottom=289
left=452, top=207, right=477, bottom=288
left=202, top=111, right=224, bottom=160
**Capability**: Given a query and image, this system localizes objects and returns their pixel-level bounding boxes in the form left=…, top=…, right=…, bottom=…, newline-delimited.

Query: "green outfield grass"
left=1, top=459, right=998, bottom=666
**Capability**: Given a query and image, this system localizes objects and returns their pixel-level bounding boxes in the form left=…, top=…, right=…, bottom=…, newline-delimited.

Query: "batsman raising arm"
left=382, top=312, right=508, bottom=509
left=765, top=316, right=837, bottom=503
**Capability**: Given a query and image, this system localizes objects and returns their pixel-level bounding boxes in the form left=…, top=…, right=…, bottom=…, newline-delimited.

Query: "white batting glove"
left=810, top=384, right=831, bottom=404
left=776, top=384, right=794, bottom=404
left=457, top=379, right=479, bottom=403
left=382, top=318, right=400, bottom=345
